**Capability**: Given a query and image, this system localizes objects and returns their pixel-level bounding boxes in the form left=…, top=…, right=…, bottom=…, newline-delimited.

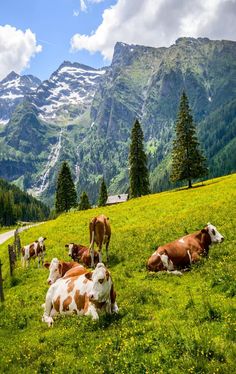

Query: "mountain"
left=0, top=71, right=41, bottom=125
left=0, top=37, right=235, bottom=206
left=34, top=61, right=106, bottom=123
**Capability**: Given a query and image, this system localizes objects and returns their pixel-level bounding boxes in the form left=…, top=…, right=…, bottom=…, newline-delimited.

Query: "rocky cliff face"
left=0, top=37, right=235, bottom=205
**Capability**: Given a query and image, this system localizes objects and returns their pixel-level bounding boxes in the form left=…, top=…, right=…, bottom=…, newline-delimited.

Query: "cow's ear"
left=85, top=272, right=92, bottom=280
left=44, top=237, right=47, bottom=241
left=44, top=262, right=50, bottom=269
left=105, top=270, right=110, bottom=280
left=65, top=244, right=69, bottom=248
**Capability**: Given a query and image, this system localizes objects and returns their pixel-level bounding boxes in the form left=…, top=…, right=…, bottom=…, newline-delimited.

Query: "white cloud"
left=73, top=9, right=80, bottom=16
left=80, top=0, right=87, bottom=12
left=70, top=0, right=236, bottom=60
left=0, top=25, right=42, bottom=80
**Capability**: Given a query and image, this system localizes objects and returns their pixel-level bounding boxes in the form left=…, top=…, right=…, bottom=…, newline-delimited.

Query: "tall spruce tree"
left=171, top=91, right=208, bottom=188
left=79, top=191, right=91, bottom=210
left=129, top=119, right=150, bottom=198
left=98, top=178, right=108, bottom=207
left=55, top=161, right=77, bottom=213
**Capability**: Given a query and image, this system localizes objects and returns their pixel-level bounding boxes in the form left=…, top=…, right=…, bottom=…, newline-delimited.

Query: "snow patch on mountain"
left=35, top=62, right=106, bottom=122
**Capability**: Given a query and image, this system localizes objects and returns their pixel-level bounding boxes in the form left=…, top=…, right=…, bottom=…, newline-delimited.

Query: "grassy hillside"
left=0, top=174, right=235, bottom=373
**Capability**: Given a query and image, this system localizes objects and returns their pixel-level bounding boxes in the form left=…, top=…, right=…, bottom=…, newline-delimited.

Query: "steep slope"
left=0, top=174, right=235, bottom=372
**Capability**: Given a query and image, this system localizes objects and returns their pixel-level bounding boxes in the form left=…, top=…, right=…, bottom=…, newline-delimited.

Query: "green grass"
left=0, top=174, right=235, bottom=373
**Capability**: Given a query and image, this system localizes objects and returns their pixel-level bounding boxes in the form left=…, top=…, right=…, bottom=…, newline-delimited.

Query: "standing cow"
left=89, top=215, right=111, bottom=267
left=42, top=263, right=118, bottom=326
left=21, top=237, right=47, bottom=267
left=147, top=223, right=224, bottom=273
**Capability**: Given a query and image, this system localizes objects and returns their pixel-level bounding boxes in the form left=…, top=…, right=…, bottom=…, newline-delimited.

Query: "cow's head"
left=38, top=237, right=47, bottom=250
left=44, top=258, right=62, bottom=285
left=86, top=263, right=112, bottom=303
left=65, top=243, right=76, bottom=259
left=205, top=223, right=224, bottom=244
left=147, top=251, right=166, bottom=271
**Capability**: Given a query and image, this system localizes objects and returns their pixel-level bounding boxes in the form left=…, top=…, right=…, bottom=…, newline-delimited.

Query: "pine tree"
left=129, top=119, right=150, bottom=198
left=79, top=191, right=91, bottom=210
left=171, top=91, right=208, bottom=188
left=55, top=161, right=77, bottom=213
left=98, top=178, right=108, bottom=206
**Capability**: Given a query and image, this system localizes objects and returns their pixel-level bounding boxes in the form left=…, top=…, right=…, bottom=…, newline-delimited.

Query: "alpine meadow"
left=0, top=174, right=235, bottom=373
left=1, top=1, right=236, bottom=373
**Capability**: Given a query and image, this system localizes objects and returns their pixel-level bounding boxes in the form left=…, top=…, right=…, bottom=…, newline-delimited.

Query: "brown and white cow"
left=65, top=243, right=99, bottom=268
left=21, top=237, right=47, bottom=267
left=42, top=263, right=118, bottom=326
left=89, top=215, right=111, bottom=267
left=44, top=258, right=87, bottom=285
left=147, top=223, right=224, bottom=274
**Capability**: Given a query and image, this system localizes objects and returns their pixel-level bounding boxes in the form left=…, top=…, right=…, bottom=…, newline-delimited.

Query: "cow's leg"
left=105, top=238, right=110, bottom=264
left=90, top=246, right=95, bottom=268
left=111, top=302, right=119, bottom=313
left=167, top=270, right=183, bottom=276
left=98, top=246, right=102, bottom=264
left=42, top=285, right=55, bottom=326
left=85, top=303, right=99, bottom=320
left=41, top=252, right=45, bottom=267
left=38, top=255, right=41, bottom=268
left=191, top=252, right=201, bottom=263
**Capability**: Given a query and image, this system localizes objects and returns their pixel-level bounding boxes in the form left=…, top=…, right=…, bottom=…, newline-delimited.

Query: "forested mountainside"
left=0, top=37, right=235, bottom=205
left=0, top=178, right=50, bottom=226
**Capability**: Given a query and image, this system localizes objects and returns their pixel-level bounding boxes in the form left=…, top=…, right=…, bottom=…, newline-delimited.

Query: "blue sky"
left=0, top=0, right=236, bottom=81
left=0, top=0, right=116, bottom=80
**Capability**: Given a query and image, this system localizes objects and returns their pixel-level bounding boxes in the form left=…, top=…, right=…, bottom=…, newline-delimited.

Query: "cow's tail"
left=89, top=218, right=97, bottom=250
left=89, top=230, right=95, bottom=251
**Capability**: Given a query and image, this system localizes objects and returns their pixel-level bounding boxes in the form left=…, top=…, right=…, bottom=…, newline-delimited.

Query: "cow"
left=21, top=237, right=47, bottom=267
left=89, top=215, right=111, bottom=267
left=44, top=258, right=87, bottom=285
left=65, top=243, right=99, bottom=268
left=147, top=223, right=224, bottom=274
left=42, top=263, right=118, bottom=326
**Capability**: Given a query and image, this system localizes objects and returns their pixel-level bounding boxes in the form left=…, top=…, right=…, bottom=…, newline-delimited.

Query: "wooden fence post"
left=14, top=229, right=21, bottom=259
left=8, top=245, right=16, bottom=277
left=0, top=259, right=4, bottom=302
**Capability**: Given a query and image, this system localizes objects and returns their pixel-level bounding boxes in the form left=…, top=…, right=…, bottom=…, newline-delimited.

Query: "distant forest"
left=0, top=178, right=50, bottom=226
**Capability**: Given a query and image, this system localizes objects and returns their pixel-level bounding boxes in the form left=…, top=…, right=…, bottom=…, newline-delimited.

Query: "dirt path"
left=0, top=223, right=44, bottom=245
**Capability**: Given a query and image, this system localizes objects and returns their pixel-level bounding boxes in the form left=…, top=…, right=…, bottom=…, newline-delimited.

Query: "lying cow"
left=44, top=258, right=87, bottom=285
left=21, top=237, right=47, bottom=267
left=89, top=215, right=111, bottom=267
left=147, top=223, right=224, bottom=273
left=42, top=263, right=118, bottom=326
left=65, top=243, right=99, bottom=268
